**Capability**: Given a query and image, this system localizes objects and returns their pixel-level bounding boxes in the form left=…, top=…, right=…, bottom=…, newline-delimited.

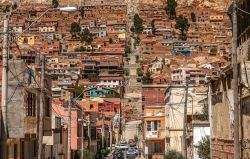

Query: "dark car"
left=113, top=149, right=124, bottom=159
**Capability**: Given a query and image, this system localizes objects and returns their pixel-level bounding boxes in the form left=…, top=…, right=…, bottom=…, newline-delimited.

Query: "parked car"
left=126, top=148, right=139, bottom=158
left=115, top=144, right=129, bottom=151
left=113, top=149, right=124, bottom=159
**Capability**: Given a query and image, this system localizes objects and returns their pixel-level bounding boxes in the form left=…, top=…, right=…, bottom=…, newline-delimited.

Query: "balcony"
left=146, top=129, right=169, bottom=139
left=146, top=131, right=159, bottom=139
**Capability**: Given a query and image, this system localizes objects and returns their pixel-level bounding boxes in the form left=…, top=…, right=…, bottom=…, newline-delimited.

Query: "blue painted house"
left=84, top=87, right=119, bottom=98
left=173, top=46, right=191, bottom=56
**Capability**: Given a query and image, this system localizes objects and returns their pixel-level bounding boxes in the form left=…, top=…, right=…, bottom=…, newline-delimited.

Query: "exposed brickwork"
left=211, top=139, right=234, bottom=159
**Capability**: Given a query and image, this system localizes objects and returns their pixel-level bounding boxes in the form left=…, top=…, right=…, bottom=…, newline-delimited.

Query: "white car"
left=115, top=144, right=129, bottom=150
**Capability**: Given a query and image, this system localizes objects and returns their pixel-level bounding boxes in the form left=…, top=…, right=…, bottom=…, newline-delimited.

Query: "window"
left=55, top=117, right=61, bottom=129
left=146, top=121, right=152, bottom=131
left=154, top=120, right=161, bottom=131
left=26, top=92, right=36, bottom=116
left=90, top=104, right=94, bottom=109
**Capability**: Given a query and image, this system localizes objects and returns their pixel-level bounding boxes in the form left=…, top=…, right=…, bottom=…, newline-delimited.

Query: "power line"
left=237, top=6, right=250, bottom=15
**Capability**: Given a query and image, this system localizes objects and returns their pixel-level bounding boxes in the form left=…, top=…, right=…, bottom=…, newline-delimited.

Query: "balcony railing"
left=146, top=131, right=159, bottom=139
left=146, top=129, right=169, bottom=139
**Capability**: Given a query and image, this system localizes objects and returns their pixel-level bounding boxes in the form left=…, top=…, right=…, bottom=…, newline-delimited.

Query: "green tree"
left=77, top=149, right=94, bottom=159
left=193, top=104, right=209, bottom=121
left=52, top=0, right=59, bottom=8
left=70, top=22, right=81, bottom=38
left=191, top=12, right=196, bottom=22
left=134, top=37, right=141, bottom=46
left=73, top=86, right=84, bottom=99
left=124, top=69, right=130, bottom=76
left=210, top=47, right=217, bottom=54
left=80, top=28, right=93, bottom=44
left=74, top=46, right=85, bottom=52
left=136, top=68, right=144, bottom=76
left=3, top=5, right=10, bottom=13
left=175, top=15, right=190, bottom=40
left=125, top=44, right=131, bottom=54
left=79, top=8, right=84, bottom=18
left=165, top=0, right=177, bottom=19
left=196, top=136, right=211, bottom=159
left=142, top=71, right=153, bottom=84
left=151, top=19, right=156, bottom=35
left=133, top=14, right=144, bottom=34
left=164, top=150, right=184, bottom=159
left=11, top=3, right=18, bottom=10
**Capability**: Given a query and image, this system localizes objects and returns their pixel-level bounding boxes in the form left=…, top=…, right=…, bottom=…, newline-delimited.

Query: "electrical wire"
left=237, top=6, right=250, bottom=15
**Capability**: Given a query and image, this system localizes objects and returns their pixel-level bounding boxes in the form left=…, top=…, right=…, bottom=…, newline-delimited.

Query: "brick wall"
left=211, top=139, right=234, bottom=159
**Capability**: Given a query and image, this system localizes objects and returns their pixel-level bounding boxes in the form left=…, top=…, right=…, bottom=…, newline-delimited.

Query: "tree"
left=79, top=8, right=84, bottom=18
left=3, top=5, right=10, bottom=13
left=134, top=37, right=141, bottom=46
left=77, top=149, right=94, bottom=159
left=142, top=71, right=153, bottom=84
left=191, top=12, right=196, bottom=22
left=164, top=150, right=184, bottom=159
left=165, top=0, right=177, bottom=19
left=125, top=44, right=131, bottom=54
left=210, top=47, right=217, bottom=54
left=175, top=15, right=190, bottom=40
left=80, top=28, right=93, bottom=44
left=136, top=68, right=144, bottom=76
left=133, top=14, right=144, bottom=34
left=52, top=0, right=59, bottom=8
left=70, top=22, right=81, bottom=38
left=12, top=3, right=18, bottom=10
left=151, top=19, right=156, bottom=35
left=73, top=86, right=84, bottom=99
left=193, top=104, right=209, bottom=121
left=124, top=69, right=130, bottom=76
left=196, top=136, right=210, bottom=159
left=74, top=46, right=85, bottom=52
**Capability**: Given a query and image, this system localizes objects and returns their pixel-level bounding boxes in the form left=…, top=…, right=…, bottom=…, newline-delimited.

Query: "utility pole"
left=232, top=0, right=240, bottom=158
left=81, top=108, right=84, bottom=159
left=183, top=81, right=188, bottom=159
left=102, top=107, right=105, bottom=148
left=109, top=119, right=113, bottom=152
left=67, top=94, right=72, bottom=159
left=38, top=55, right=45, bottom=159
left=1, top=15, right=9, bottom=159
left=119, top=84, right=123, bottom=141
left=86, top=97, right=91, bottom=150
left=88, top=119, right=91, bottom=150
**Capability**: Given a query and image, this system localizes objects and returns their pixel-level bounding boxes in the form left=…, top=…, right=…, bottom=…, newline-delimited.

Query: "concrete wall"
left=7, top=61, right=26, bottom=138
left=241, top=96, right=250, bottom=158
left=166, top=86, right=207, bottom=152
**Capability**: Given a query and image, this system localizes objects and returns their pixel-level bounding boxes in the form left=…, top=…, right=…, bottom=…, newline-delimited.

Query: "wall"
left=7, top=61, right=26, bottom=138
left=241, top=96, right=250, bottom=158
left=166, top=86, right=207, bottom=152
